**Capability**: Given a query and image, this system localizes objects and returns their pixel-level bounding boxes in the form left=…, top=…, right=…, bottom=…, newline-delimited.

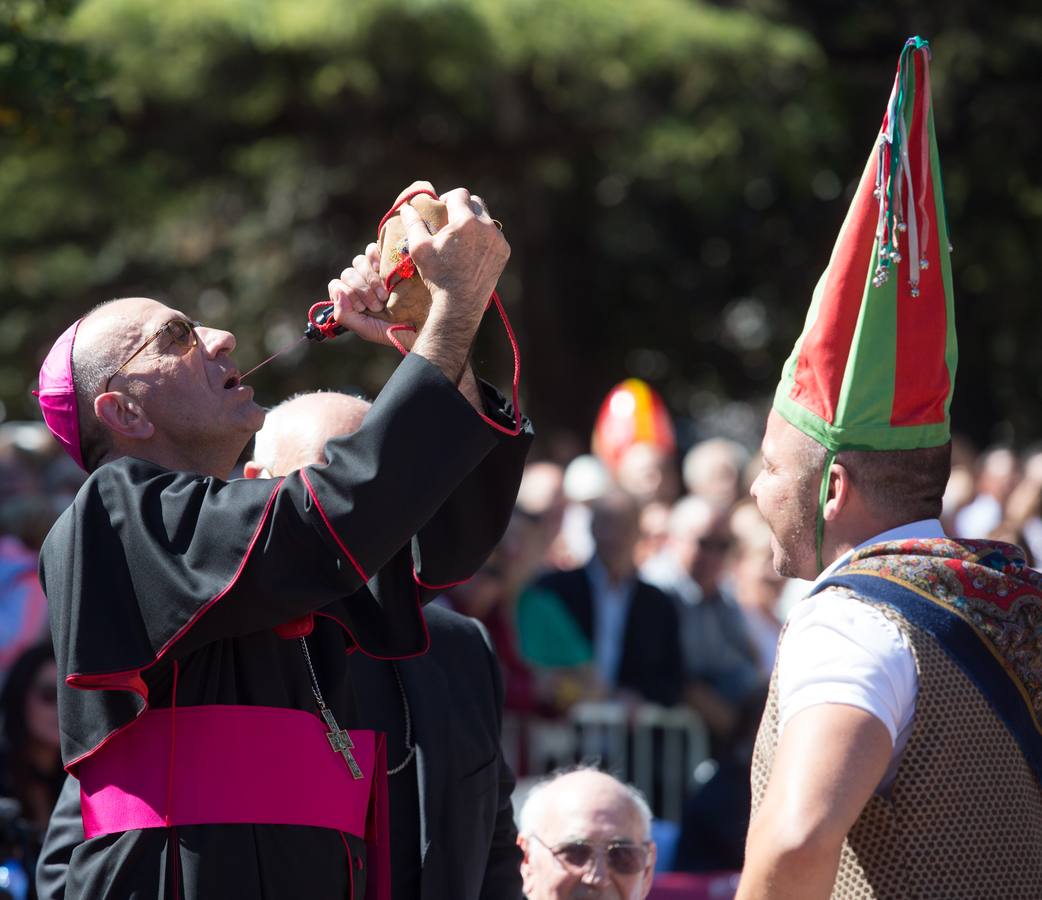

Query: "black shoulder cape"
left=42, top=353, right=533, bottom=769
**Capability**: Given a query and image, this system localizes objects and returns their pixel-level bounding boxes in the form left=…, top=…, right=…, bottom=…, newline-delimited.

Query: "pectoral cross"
left=319, top=705, right=364, bottom=780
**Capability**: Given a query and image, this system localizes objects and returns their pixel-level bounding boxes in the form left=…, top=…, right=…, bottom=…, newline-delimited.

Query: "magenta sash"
left=77, top=705, right=390, bottom=898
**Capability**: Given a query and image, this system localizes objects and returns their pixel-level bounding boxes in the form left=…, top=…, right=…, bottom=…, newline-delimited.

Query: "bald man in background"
left=517, top=768, right=656, bottom=900
left=39, top=391, right=523, bottom=900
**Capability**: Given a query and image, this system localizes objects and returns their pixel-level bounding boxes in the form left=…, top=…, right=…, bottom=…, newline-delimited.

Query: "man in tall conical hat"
left=739, top=38, right=1042, bottom=899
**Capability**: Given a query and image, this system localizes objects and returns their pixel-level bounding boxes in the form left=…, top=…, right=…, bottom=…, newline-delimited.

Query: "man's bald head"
left=519, top=769, right=651, bottom=840
left=249, top=391, right=372, bottom=477
left=72, top=298, right=169, bottom=470
left=75, top=298, right=160, bottom=361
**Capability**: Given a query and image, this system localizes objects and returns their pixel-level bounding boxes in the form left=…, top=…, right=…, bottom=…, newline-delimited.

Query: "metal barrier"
left=503, top=702, right=710, bottom=823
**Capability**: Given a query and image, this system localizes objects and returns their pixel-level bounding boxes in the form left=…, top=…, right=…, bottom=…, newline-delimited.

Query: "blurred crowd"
left=4, top=413, right=1042, bottom=887
left=0, top=423, right=82, bottom=896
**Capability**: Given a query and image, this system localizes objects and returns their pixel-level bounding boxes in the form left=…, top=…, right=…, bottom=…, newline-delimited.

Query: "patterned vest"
left=751, top=538, right=1042, bottom=899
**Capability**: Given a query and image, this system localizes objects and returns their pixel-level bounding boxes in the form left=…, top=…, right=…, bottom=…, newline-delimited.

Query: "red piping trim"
left=313, top=581, right=431, bottom=661
left=475, top=289, right=523, bottom=437
left=411, top=565, right=473, bottom=591
left=64, top=707, right=143, bottom=775
left=63, top=478, right=285, bottom=772
left=299, top=469, right=369, bottom=583
left=65, top=670, right=149, bottom=698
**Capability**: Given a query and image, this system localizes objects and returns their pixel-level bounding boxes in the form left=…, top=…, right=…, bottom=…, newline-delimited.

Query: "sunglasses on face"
left=104, top=317, right=201, bottom=391
left=529, top=834, right=650, bottom=875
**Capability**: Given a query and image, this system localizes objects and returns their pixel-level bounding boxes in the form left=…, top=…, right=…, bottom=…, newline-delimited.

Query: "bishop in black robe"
left=40, top=353, right=532, bottom=899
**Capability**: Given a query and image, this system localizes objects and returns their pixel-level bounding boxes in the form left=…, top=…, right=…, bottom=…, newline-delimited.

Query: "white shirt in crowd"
left=587, top=555, right=635, bottom=688
left=777, top=519, right=946, bottom=793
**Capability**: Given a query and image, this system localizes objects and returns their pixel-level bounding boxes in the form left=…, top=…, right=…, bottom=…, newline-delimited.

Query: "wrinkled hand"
left=400, top=186, right=509, bottom=329
left=327, top=243, right=416, bottom=350
left=325, top=183, right=508, bottom=384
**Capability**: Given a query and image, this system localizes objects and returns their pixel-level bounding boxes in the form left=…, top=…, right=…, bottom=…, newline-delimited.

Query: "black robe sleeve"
left=196, top=372, right=532, bottom=657
left=36, top=774, right=81, bottom=900
left=411, top=379, right=531, bottom=591
left=41, top=353, right=532, bottom=765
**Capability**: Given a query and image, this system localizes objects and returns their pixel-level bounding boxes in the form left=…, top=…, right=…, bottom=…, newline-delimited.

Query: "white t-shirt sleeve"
left=778, top=590, right=918, bottom=747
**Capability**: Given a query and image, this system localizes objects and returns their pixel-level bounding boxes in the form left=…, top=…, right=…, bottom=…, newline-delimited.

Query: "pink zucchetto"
left=33, top=318, right=86, bottom=471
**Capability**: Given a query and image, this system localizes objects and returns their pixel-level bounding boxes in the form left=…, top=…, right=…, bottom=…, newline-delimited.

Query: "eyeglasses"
left=104, top=317, right=200, bottom=392
left=529, top=834, right=650, bottom=875
left=697, top=536, right=733, bottom=554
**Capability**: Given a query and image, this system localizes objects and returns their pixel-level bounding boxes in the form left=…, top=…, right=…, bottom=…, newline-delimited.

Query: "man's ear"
left=517, top=835, right=535, bottom=895
left=823, top=460, right=852, bottom=521
left=243, top=461, right=272, bottom=480
left=94, top=391, right=154, bottom=441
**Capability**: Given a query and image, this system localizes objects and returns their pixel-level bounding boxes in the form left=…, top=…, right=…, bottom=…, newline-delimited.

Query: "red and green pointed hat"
left=772, top=37, right=956, bottom=567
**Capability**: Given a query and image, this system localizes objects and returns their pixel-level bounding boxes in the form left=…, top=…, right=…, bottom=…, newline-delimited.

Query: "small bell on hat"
left=771, top=37, right=956, bottom=570
left=592, top=379, right=676, bottom=473
left=33, top=318, right=87, bottom=471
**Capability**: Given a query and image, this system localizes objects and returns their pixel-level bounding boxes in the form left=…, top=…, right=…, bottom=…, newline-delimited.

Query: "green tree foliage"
left=2, top=0, right=1040, bottom=450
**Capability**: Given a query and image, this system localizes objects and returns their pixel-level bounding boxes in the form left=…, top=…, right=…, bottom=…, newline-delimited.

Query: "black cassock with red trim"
left=40, top=353, right=532, bottom=899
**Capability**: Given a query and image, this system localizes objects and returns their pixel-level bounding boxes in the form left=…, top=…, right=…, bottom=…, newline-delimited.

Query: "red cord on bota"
left=308, top=189, right=523, bottom=437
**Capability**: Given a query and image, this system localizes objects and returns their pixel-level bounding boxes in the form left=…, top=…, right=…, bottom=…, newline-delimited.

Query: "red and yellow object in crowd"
left=591, top=379, right=675, bottom=472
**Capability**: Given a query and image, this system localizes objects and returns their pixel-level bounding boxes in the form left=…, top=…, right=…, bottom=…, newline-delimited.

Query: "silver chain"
left=299, top=637, right=415, bottom=775
left=298, top=635, right=328, bottom=708
left=386, top=662, right=416, bottom=775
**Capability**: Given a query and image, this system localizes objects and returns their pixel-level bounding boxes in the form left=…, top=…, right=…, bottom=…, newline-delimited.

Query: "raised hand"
left=327, top=242, right=415, bottom=350
left=326, top=185, right=510, bottom=395
left=400, top=187, right=509, bottom=329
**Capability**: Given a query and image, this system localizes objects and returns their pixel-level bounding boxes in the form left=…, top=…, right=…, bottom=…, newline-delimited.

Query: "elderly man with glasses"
left=518, top=768, right=656, bottom=900
left=32, top=186, right=532, bottom=899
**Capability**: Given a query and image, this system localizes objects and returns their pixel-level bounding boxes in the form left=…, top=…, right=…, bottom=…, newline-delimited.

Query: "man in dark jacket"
left=534, top=490, right=683, bottom=707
